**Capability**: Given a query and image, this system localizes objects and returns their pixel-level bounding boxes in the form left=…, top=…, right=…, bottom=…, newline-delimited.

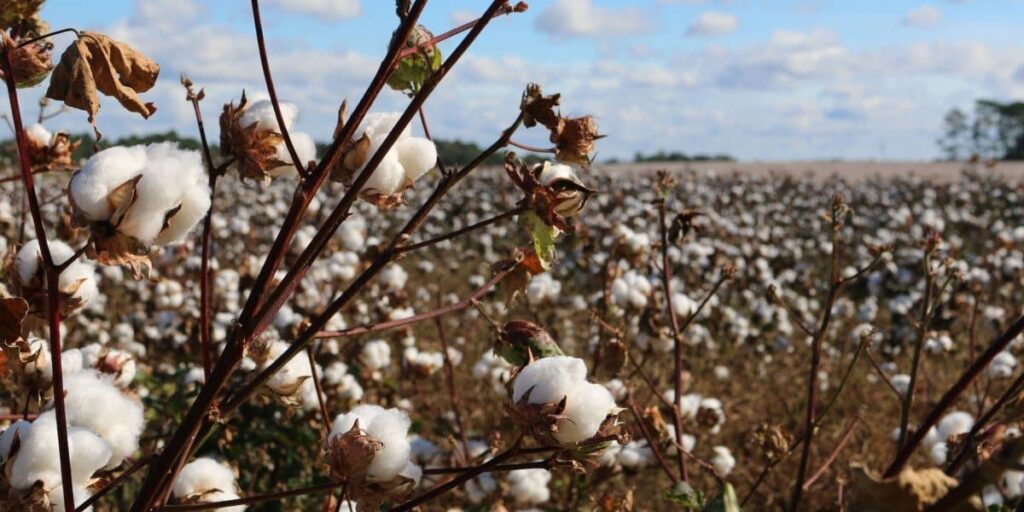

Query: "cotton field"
left=3, top=1, right=1024, bottom=511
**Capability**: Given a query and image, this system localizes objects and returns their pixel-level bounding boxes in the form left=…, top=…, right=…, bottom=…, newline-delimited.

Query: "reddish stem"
left=2, top=43, right=75, bottom=512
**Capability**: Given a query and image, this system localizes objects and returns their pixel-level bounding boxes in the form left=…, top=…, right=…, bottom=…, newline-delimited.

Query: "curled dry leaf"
left=45, top=31, right=159, bottom=124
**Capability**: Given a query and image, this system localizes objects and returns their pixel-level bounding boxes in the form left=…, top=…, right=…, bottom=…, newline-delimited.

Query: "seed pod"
left=534, top=161, right=594, bottom=218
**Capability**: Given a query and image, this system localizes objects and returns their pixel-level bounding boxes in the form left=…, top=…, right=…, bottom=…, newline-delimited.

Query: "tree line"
left=938, top=99, right=1024, bottom=161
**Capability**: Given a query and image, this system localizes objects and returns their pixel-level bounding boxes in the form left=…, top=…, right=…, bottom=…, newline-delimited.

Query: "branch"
left=2, top=42, right=75, bottom=512
left=395, top=206, right=524, bottom=254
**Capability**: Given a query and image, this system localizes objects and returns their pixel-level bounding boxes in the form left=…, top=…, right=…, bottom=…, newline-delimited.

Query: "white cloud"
left=263, top=0, right=360, bottom=21
left=903, top=6, right=943, bottom=28
left=686, top=12, right=738, bottom=37
left=535, top=0, right=650, bottom=38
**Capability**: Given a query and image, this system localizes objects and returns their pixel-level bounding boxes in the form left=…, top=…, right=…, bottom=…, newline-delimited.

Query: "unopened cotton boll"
left=330, top=405, right=412, bottom=482
left=70, top=143, right=210, bottom=245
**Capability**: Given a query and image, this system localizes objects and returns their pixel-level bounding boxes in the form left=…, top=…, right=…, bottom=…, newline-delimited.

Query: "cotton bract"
left=238, top=98, right=316, bottom=177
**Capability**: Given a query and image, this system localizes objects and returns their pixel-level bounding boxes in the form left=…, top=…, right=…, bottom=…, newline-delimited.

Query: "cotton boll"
left=25, top=123, right=52, bottom=145
left=357, top=113, right=410, bottom=144
left=55, top=370, right=145, bottom=468
left=260, top=341, right=314, bottom=402
left=512, top=356, right=587, bottom=405
left=116, top=143, right=207, bottom=243
left=891, top=374, right=911, bottom=397
left=69, top=145, right=149, bottom=221
left=400, top=461, right=423, bottom=487
left=50, top=483, right=93, bottom=512
left=380, top=264, right=409, bottom=292
left=360, top=151, right=406, bottom=196
left=937, top=411, right=974, bottom=441
left=929, top=442, right=948, bottom=465
left=194, top=490, right=246, bottom=512
left=269, top=131, right=317, bottom=177
left=395, top=136, right=437, bottom=185
left=9, top=411, right=112, bottom=491
left=330, top=405, right=412, bottom=482
left=554, top=381, right=615, bottom=444
left=153, top=185, right=212, bottom=245
left=239, top=99, right=298, bottom=132
left=362, top=340, right=392, bottom=371
left=711, top=446, right=736, bottom=476
left=173, top=458, right=239, bottom=499
left=988, top=351, right=1017, bottom=379
left=671, top=292, right=697, bottom=318
left=506, top=468, right=552, bottom=505
left=15, top=240, right=98, bottom=310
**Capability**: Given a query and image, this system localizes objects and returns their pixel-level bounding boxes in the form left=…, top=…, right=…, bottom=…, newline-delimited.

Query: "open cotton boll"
left=239, top=99, right=298, bottom=133
left=395, top=137, right=437, bottom=185
left=937, top=411, right=974, bottom=441
left=610, top=270, right=651, bottom=309
left=25, top=123, right=52, bottom=145
left=115, top=143, right=206, bottom=243
left=360, top=150, right=406, bottom=196
left=69, top=145, right=150, bottom=221
left=356, top=113, right=410, bottom=147
left=261, top=341, right=314, bottom=399
left=14, top=239, right=99, bottom=314
left=361, top=339, right=392, bottom=371
left=512, top=356, right=588, bottom=405
left=400, top=461, right=423, bottom=487
left=711, top=446, right=736, bottom=476
left=173, top=458, right=239, bottom=500
left=330, top=405, right=412, bottom=481
left=269, top=131, right=317, bottom=177
left=671, top=292, right=698, bottom=319
left=152, top=184, right=212, bottom=246
left=554, top=381, right=615, bottom=444
left=507, top=468, right=552, bottom=505
left=54, top=370, right=144, bottom=468
left=9, top=411, right=112, bottom=491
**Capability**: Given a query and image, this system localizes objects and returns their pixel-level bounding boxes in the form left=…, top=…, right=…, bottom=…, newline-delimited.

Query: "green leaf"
left=521, top=210, right=559, bottom=271
left=703, top=483, right=741, bottom=512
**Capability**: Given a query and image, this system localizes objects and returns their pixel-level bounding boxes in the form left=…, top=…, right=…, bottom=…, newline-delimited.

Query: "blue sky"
left=9, top=0, right=1024, bottom=160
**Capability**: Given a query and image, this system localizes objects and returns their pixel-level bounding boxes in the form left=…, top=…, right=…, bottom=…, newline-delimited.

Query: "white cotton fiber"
left=269, top=131, right=317, bottom=177
left=261, top=341, right=314, bottom=400
left=53, top=370, right=144, bottom=468
left=173, top=457, right=239, bottom=499
left=711, top=446, right=736, bottom=476
left=507, top=468, right=552, bottom=505
left=50, top=482, right=93, bottom=512
left=937, top=410, right=974, bottom=441
left=15, top=239, right=99, bottom=310
left=330, top=405, right=412, bottom=482
left=554, top=381, right=615, bottom=444
left=26, top=123, right=52, bottom=145
left=9, top=411, right=112, bottom=490
left=395, top=137, right=437, bottom=185
left=71, top=143, right=210, bottom=245
left=239, top=99, right=298, bottom=132
left=360, top=151, right=406, bottom=196
left=537, top=163, right=575, bottom=187
left=70, top=145, right=149, bottom=221
left=512, top=356, right=587, bottom=405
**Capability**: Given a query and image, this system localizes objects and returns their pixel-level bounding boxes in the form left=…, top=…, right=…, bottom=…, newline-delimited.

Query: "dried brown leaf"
left=46, top=31, right=160, bottom=123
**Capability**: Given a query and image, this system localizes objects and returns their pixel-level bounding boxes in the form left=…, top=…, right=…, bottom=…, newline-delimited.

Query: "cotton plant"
left=330, top=112, right=438, bottom=208
left=325, top=405, right=422, bottom=506
left=509, top=356, right=625, bottom=453
left=249, top=339, right=320, bottom=411
left=13, top=239, right=99, bottom=318
left=220, top=94, right=317, bottom=186
left=68, top=142, right=211, bottom=277
left=171, top=458, right=246, bottom=511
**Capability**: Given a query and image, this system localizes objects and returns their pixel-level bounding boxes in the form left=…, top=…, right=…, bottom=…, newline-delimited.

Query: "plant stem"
left=163, top=481, right=341, bottom=510
left=657, top=197, right=689, bottom=482
left=2, top=43, right=75, bottom=512
left=395, top=206, right=524, bottom=254
left=251, top=0, right=307, bottom=178
left=896, top=248, right=936, bottom=449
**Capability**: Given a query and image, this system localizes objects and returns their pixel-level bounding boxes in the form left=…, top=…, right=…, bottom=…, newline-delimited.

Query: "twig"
left=163, top=481, right=340, bottom=510
left=657, top=195, right=689, bottom=482
left=396, top=206, right=524, bottom=254
left=802, top=416, right=859, bottom=490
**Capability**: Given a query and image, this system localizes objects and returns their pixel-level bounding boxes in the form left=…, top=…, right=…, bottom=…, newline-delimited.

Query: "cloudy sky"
left=8, top=0, right=1024, bottom=161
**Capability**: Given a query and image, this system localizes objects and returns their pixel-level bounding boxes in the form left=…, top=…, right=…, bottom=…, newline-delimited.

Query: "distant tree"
left=940, top=99, right=1024, bottom=161
left=633, top=150, right=734, bottom=163
left=937, top=108, right=969, bottom=161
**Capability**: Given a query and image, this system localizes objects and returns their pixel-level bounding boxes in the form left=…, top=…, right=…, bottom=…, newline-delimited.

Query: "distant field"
left=601, top=160, right=1024, bottom=182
